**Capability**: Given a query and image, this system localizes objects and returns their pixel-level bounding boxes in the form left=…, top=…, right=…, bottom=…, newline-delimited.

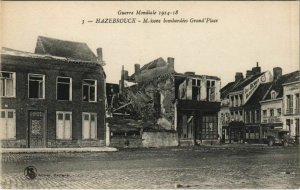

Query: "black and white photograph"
left=0, top=1, right=299, bottom=189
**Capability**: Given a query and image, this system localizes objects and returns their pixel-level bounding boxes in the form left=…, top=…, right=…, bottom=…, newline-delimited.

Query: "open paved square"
left=1, top=146, right=299, bottom=189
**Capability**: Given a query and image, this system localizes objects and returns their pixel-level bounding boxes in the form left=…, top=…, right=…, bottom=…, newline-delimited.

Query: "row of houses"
left=219, top=64, right=299, bottom=144
left=1, top=36, right=299, bottom=148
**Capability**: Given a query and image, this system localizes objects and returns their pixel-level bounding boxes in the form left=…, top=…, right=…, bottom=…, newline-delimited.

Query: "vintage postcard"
left=0, top=1, right=299, bottom=189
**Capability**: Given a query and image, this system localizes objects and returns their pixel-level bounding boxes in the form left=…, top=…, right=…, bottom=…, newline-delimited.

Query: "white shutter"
left=82, top=113, right=90, bottom=139
left=6, top=111, right=16, bottom=139
left=0, top=112, right=6, bottom=139
left=90, top=114, right=97, bottom=139
left=56, top=113, right=64, bottom=139
left=64, top=113, right=72, bottom=139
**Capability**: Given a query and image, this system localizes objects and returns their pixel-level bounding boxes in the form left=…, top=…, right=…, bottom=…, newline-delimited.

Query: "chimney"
left=120, top=65, right=125, bottom=94
left=96, top=48, right=105, bottom=66
left=273, top=67, right=282, bottom=81
left=124, top=70, right=129, bottom=80
left=251, top=62, right=261, bottom=75
left=246, top=70, right=252, bottom=78
left=167, top=57, right=175, bottom=69
left=134, top=64, right=141, bottom=75
left=235, top=72, right=243, bottom=82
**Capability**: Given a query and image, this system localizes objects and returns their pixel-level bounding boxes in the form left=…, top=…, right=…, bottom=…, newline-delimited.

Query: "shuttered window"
left=56, top=112, right=72, bottom=140
left=0, top=109, right=16, bottom=139
left=82, top=112, right=97, bottom=139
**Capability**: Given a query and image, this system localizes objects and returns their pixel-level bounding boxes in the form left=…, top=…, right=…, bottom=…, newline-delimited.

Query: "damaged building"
left=0, top=36, right=106, bottom=148
left=109, top=57, right=221, bottom=146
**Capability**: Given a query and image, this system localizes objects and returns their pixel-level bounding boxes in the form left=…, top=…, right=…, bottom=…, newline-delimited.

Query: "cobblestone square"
left=1, top=146, right=299, bottom=189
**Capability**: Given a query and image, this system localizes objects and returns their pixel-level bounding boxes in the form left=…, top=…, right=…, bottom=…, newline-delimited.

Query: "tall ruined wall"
left=156, top=76, right=175, bottom=130
left=130, top=65, right=176, bottom=130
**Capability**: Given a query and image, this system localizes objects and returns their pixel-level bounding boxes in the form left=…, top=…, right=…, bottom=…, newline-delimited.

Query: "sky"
left=1, top=1, right=299, bottom=87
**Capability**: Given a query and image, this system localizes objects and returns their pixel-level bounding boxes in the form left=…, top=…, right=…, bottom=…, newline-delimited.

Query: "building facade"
left=282, top=74, right=300, bottom=142
left=220, top=63, right=273, bottom=143
left=174, top=72, right=221, bottom=145
left=1, top=36, right=106, bottom=148
left=220, top=64, right=299, bottom=144
left=259, top=69, right=299, bottom=140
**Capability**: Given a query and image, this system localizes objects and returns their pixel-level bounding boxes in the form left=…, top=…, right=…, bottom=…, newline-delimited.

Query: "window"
left=211, top=81, right=215, bottom=87
left=230, top=111, right=234, bottom=121
left=251, top=110, right=255, bottom=123
left=262, top=110, right=267, bottom=123
left=271, top=91, right=277, bottom=99
left=295, top=94, right=299, bottom=113
left=192, top=79, right=201, bottom=101
left=206, top=80, right=216, bottom=102
left=235, top=111, right=238, bottom=121
left=286, top=119, right=291, bottom=132
left=0, top=72, right=16, bottom=97
left=82, top=113, right=97, bottom=139
left=234, top=96, right=238, bottom=107
left=296, top=119, right=299, bottom=138
left=57, top=77, right=72, bottom=101
left=83, top=79, right=97, bottom=102
left=245, top=111, right=250, bottom=123
left=56, top=112, right=72, bottom=140
left=239, top=111, right=243, bottom=121
left=270, top=109, right=274, bottom=117
left=255, top=110, right=260, bottom=123
left=277, top=108, right=281, bottom=116
left=286, top=95, right=293, bottom=114
left=239, top=94, right=243, bottom=106
left=201, top=115, right=218, bottom=140
left=28, top=74, right=45, bottom=99
left=0, top=109, right=16, bottom=139
left=263, top=110, right=267, bottom=116
left=230, top=96, right=234, bottom=107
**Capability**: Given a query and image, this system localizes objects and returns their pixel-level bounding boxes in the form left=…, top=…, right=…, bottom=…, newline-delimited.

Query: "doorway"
left=28, top=110, right=45, bottom=148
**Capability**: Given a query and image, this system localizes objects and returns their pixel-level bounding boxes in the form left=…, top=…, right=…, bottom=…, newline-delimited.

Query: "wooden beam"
left=113, top=101, right=133, bottom=112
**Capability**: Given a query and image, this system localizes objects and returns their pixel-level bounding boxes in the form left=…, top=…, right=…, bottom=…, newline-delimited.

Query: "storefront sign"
left=244, top=78, right=260, bottom=103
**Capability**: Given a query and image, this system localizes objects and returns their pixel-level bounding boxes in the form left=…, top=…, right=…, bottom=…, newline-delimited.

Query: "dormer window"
left=271, top=90, right=277, bottom=99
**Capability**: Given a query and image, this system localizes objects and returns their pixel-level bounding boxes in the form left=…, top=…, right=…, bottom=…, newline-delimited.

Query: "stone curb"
left=0, top=147, right=118, bottom=153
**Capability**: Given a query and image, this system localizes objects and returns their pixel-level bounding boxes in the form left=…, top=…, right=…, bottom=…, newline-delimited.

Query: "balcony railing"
left=262, top=116, right=281, bottom=123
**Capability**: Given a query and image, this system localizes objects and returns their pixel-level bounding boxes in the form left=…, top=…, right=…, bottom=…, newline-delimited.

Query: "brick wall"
left=1, top=55, right=106, bottom=148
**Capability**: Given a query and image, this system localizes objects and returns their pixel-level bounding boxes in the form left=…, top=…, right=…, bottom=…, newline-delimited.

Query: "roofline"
left=1, top=48, right=100, bottom=65
left=282, top=81, right=300, bottom=86
left=173, top=73, right=221, bottom=80
left=260, top=98, right=283, bottom=104
left=37, top=36, right=88, bottom=46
